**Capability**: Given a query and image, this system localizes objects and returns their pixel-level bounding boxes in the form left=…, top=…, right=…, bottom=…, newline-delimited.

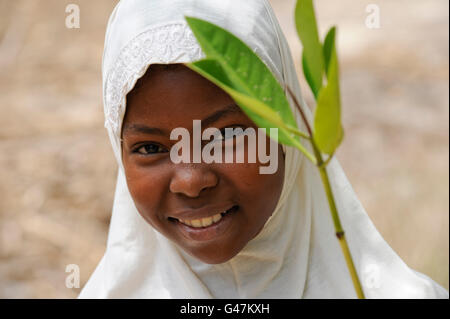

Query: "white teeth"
left=191, top=219, right=202, bottom=227
left=180, top=219, right=192, bottom=226
left=179, top=213, right=222, bottom=228
left=213, top=214, right=221, bottom=223
left=201, top=217, right=213, bottom=227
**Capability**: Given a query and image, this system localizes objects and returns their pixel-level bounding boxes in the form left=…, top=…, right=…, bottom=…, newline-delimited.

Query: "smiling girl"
left=79, top=0, right=448, bottom=298
left=121, top=63, right=285, bottom=264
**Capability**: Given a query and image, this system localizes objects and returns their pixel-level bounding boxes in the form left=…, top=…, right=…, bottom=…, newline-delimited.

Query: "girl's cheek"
left=218, top=137, right=284, bottom=193
left=239, top=145, right=284, bottom=203
left=220, top=162, right=270, bottom=197
left=124, top=163, right=168, bottom=223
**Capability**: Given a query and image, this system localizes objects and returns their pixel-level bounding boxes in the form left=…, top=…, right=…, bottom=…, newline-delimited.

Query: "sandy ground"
left=0, top=0, right=448, bottom=298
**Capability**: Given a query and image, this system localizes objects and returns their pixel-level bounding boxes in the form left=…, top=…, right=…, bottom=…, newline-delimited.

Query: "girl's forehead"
left=125, top=64, right=238, bottom=120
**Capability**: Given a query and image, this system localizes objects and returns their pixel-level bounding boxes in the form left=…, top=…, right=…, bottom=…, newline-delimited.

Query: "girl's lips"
left=175, top=206, right=238, bottom=242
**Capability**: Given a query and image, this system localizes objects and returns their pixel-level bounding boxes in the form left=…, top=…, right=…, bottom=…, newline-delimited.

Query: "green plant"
left=184, top=0, right=365, bottom=299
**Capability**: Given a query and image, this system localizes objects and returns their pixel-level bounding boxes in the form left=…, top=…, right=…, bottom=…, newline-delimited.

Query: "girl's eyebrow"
left=122, top=124, right=167, bottom=136
left=122, top=103, right=242, bottom=136
left=201, top=103, right=242, bottom=127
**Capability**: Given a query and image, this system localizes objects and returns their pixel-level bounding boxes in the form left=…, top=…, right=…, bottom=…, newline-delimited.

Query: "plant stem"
left=286, top=86, right=314, bottom=138
left=286, top=85, right=365, bottom=299
left=316, top=152, right=365, bottom=299
left=286, top=125, right=311, bottom=140
left=318, top=152, right=334, bottom=168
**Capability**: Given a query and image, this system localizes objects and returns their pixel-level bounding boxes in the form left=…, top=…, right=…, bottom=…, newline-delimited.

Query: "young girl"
left=79, top=0, right=448, bottom=298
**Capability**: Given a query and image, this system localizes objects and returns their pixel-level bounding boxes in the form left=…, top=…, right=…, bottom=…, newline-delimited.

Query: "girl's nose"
left=169, top=165, right=219, bottom=198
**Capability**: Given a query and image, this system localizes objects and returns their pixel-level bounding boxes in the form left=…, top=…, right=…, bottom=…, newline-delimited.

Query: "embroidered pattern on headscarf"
left=104, top=22, right=205, bottom=135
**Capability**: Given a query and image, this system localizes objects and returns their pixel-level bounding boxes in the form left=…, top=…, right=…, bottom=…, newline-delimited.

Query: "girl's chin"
left=184, top=246, right=241, bottom=265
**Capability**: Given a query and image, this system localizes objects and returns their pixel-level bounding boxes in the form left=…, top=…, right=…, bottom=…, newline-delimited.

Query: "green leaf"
left=295, top=0, right=324, bottom=98
left=323, top=27, right=336, bottom=75
left=185, top=17, right=296, bottom=127
left=302, top=51, right=315, bottom=97
left=185, top=16, right=315, bottom=162
left=187, top=59, right=315, bottom=163
left=313, top=27, right=343, bottom=155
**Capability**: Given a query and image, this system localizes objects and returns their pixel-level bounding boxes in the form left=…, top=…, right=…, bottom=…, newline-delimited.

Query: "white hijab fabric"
left=79, top=0, right=448, bottom=298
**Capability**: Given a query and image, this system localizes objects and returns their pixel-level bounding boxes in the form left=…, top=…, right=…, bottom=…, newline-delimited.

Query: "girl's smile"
left=170, top=204, right=239, bottom=242
left=121, top=63, right=285, bottom=264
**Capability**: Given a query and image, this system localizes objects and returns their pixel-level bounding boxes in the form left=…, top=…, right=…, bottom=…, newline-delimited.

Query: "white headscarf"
left=79, top=0, right=448, bottom=298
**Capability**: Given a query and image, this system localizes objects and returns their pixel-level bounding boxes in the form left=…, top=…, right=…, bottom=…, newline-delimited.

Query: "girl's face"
left=121, top=64, right=285, bottom=264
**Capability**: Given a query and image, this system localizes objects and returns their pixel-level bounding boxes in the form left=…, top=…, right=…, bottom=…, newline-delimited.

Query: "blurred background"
left=0, top=0, right=448, bottom=298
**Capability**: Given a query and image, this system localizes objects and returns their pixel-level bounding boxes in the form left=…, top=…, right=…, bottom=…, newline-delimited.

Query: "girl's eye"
left=134, top=143, right=167, bottom=155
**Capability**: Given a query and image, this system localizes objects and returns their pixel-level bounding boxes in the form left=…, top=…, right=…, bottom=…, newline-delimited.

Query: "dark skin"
left=121, top=64, right=285, bottom=264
